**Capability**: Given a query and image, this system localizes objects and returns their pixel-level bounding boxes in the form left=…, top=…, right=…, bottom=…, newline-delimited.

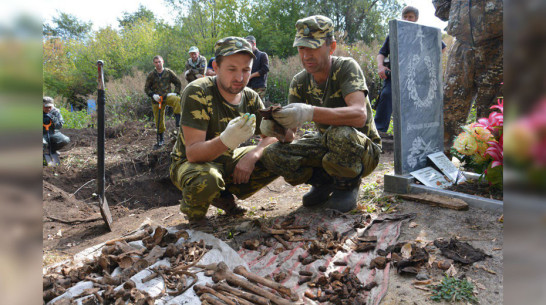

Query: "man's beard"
left=218, top=78, right=245, bottom=95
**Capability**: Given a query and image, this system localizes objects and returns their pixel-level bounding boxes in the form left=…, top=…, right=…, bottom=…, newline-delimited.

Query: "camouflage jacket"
left=288, top=56, right=381, bottom=148
left=433, top=0, right=503, bottom=45
left=184, top=55, right=207, bottom=77
left=144, top=68, right=182, bottom=99
left=172, top=76, right=264, bottom=165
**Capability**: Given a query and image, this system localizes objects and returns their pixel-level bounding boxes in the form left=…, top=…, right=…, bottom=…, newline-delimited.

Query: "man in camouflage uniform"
left=432, top=0, right=503, bottom=152
left=170, top=37, right=279, bottom=223
left=260, top=15, right=382, bottom=213
left=144, top=55, right=182, bottom=146
left=184, top=46, right=207, bottom=83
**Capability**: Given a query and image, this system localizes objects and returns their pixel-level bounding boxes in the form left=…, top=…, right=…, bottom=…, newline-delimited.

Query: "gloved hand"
left=167, top=93, right=177, bottom=97
left=220, top=113, right=256, bottom=150
left=272, top=103, right=314, bottom=129
left=153, top=94, right=161, bottom=102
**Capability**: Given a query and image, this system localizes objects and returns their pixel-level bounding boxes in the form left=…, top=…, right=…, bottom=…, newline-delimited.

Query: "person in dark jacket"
left=245, top=36, right=270, bottom=105
left=43, top=96, right=70, bottom=153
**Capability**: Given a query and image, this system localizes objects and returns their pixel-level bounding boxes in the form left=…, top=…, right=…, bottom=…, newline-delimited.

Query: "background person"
left=374, top=6, right=446, bottom=136
left=43, top=96, right=70, bottom=153
left=184, top=46, right=207, bottom=83
left=144, top=55, right=182, bottom=146
left=245, top=35, right=270, bottom=105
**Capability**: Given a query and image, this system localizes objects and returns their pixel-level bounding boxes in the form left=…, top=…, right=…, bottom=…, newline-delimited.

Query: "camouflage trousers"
left=152, top=95, right=181, bottom=134
left=261, top=126, right=381, bottom=186
left=251, top=87, right=267, bottom=105
left=443, top=38, right=503, bottom=151
left=169, top=146, right=278, bottom=220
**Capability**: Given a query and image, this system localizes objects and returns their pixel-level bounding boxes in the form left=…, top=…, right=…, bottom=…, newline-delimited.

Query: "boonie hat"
left=293, top=15, right=334, bottom=49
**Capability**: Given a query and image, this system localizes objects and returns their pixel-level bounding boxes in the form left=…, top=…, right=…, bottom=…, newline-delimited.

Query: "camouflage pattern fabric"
left=433, top=0, right=503, bottom=45
left=144, top=68, right=182, bottom=97
left=252, top=87, right=266, bottom=103
left=293, top=15, right=334, bottom=49
left=152, top=95, right=182, bottom=134
left=433, top=0, right=503, bottom=150
left=185, top=55, right=207, bottom=82
left=214, top=37, right=255, bottom=58
left=170, top=76, right=276, bottom=220
left=170, top=145, right=278, bottom=220
left=443, top=38, right=503, bottom=150
left=288, top=56, right=381, bottom=148
left=171, top=76, right=265, bottom=164
left=261, top=126, right=381, bottom=186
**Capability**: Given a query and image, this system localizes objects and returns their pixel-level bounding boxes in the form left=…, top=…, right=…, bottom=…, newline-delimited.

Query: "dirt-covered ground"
left=43, top=120, right=503, bottom=304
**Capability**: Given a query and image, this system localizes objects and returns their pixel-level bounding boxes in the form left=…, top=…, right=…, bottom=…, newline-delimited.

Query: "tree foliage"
left=43, top=0, right=404, bottom=107
left=118, top=5, right=156, bottom=29
left=43, top=12, right=93, bottom=40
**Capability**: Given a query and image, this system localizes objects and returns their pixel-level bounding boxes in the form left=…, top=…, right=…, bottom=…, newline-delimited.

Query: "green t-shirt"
left=171, top=76, right=265, bottom=164
left=288, top=56, right=381, bottom=147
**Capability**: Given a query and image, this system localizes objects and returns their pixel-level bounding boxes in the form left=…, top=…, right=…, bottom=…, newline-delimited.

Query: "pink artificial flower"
left=485, top=138, right=504, bottom=168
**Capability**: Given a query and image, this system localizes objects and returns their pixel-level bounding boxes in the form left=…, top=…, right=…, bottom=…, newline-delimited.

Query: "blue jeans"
left=373, top=76, right=392, bottom=132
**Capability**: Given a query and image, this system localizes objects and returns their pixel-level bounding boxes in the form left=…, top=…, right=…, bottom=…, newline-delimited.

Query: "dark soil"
left=446, top=179, right=503, bottom=201
left=43, top=122, right=503, bottom=304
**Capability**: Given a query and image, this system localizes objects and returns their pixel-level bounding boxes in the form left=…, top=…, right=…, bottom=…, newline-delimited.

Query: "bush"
left=104, top=68, right=154, bottom=126
left=59, top=107, right=93, bottom=129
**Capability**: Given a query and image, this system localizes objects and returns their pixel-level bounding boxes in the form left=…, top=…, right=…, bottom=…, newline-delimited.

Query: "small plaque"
left=427, top=152, right=466, bottom=183
left=410, top=166, right=452, bottom=189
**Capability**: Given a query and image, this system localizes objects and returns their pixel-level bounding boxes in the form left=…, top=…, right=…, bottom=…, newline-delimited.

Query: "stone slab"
left=389, top=20, right=444, bottom=175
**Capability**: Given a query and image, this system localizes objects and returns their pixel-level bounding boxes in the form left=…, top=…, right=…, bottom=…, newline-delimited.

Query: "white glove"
left=167, top=93, right=177, bottom=97
left=220, top=113, right=256, bottom=150
left=272, top=103, right=314, bottom=129
left=153, top=94, right=161, bottom=102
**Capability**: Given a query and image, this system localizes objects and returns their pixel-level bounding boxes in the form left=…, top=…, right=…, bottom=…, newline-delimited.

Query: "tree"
left=43, top=12, right=93, bottom=40
left=302, top=0, right=402, bottom=43
left=118, top=5, right=156, bottom=29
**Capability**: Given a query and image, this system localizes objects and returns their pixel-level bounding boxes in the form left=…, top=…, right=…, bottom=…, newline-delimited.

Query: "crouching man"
left=261, top=16, right=382, bottom=212
left=43, top=96, right=70, bottom=153
left=170, top=37, right=278, bottom=223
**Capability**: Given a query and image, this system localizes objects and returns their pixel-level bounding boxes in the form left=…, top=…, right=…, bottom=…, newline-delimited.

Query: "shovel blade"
left=99, top=196, right=113, bottom=231
left=44, top=152, right=60, bottom=166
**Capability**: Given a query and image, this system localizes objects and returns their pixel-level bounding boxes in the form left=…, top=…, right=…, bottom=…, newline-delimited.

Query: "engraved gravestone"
left=389, top=20, right=444, bottom=175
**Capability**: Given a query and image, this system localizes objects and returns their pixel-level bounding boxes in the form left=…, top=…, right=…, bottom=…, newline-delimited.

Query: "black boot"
left=175, top=114, right=181, bottom=128
left=211, top=191, right=246, bottom=215
left=158, top=133, right=164, bottom=146
left=302, top=168, right=335, bottom=207
left=322, top=175, right=362, bottom=212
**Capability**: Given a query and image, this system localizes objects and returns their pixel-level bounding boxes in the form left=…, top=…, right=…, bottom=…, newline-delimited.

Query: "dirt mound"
left=43, top=181, right=99, bottom=221
left=44, top=121, right=181, bottom=210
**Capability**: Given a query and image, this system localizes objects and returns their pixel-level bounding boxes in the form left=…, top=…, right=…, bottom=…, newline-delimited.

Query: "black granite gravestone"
left=389, top=20, right=443, bottom=175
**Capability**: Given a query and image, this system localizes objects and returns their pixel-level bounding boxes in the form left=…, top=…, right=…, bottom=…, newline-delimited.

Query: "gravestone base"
left=383, top=173, right=503, bottom=212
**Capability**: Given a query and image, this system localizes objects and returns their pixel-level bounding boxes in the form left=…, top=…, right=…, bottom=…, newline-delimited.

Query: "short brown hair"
left=153, top=55, right=163, bottom=62
left=402, top=6, right=419, bottom=19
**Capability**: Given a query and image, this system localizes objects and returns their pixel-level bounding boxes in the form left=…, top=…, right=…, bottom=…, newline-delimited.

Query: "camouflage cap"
left=293, top=15, right=334, bottom=49
left=214, top=36, right=255, bottom=58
